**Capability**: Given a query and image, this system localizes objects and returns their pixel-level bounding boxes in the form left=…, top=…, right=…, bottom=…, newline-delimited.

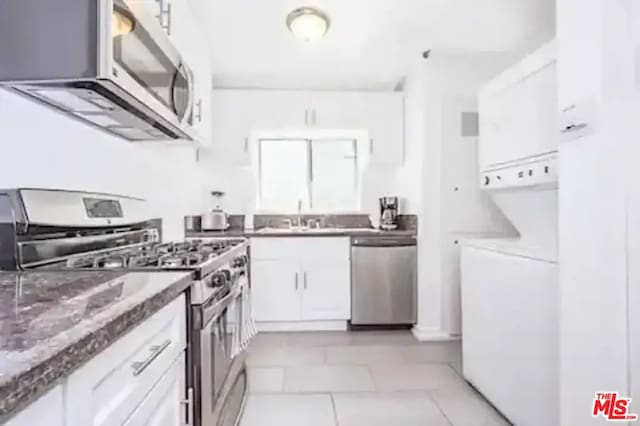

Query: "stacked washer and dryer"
left=460, top=41, right=559, bottom=426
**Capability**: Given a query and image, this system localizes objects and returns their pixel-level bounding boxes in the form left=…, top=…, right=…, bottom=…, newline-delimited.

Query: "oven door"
left=198, top=289, right=241, bottom=426
left=108, top=0, right=194, bottom=127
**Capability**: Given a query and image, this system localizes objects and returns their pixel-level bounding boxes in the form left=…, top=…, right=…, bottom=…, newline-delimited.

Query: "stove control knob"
left=233, top=256, right=247, bottom=268
left=483, top=175, right=490, bottom=186
left=209, top=271, right=228, bottom=288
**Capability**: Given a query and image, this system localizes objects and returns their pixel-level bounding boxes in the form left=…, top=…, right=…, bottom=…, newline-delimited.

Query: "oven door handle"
left=201, top=287, right=242, bottom=328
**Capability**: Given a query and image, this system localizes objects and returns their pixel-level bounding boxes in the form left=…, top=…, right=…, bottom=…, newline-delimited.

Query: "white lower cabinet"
left=5, top=297, right=189, bottom=426
left=124, top=352, right=186, bottom=426
left=5, top=385, right=64, bottom=426
left=251, top=238, right=351, bottom=325
left=252, top=259, right=301, bottom=321
left=65, top=295, right=187, bottom=426
left=300, top=259, right=351, bottom=320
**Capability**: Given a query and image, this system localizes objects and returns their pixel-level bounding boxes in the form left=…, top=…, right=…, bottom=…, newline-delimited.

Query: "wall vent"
left=461, top=112, right=479, bottom=137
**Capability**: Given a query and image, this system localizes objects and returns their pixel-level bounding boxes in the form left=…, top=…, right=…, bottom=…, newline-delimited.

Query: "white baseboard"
left=412, top=325, right=460, bottom=342
left=257, top=320, right=348, bottom=332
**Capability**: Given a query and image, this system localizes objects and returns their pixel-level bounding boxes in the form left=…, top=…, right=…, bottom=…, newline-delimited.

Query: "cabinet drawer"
left=123, top=352, right=186, bottom=426
left=251, top=237, right=350, bottom=261
left=65, top=295, right=187, bottom=426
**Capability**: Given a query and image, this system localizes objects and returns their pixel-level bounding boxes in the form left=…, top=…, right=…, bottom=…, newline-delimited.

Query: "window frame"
left=254, top=133, right=365, bottom=213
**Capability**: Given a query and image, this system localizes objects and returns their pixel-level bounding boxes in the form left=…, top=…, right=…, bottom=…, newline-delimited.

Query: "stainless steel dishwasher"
left=351, top=236, right=417, bottom=326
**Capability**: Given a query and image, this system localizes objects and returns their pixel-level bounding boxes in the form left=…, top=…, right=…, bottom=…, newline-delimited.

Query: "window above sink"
left=256, top=136, right=364, bottom=213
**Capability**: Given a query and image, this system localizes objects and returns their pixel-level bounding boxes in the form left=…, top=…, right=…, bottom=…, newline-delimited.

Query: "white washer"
left=461, top=239, right=558, bottom=426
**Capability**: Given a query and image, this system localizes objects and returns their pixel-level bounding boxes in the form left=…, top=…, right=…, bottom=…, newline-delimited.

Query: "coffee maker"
left=379, top=196, right=399, bottom=230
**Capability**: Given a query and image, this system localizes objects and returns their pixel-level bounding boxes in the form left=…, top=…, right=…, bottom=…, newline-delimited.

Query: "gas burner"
left=97, top=255, right=127, bottom=269
left=128, top=254, right=160, bottom=268
left=160, top=255, right=186, bottom=268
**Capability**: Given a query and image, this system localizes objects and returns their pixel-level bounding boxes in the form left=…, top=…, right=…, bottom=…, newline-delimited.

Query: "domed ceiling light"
left=286, top=7, right=330, bottom=41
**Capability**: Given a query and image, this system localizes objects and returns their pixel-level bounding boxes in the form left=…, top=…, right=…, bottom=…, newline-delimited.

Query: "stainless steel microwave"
left=0, top=0, right=197, bottom=142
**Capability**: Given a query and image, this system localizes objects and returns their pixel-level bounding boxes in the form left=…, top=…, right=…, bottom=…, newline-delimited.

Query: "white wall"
left=410, top=52, right=516, bottom=340
left=0, top=90, right=206, bottom=241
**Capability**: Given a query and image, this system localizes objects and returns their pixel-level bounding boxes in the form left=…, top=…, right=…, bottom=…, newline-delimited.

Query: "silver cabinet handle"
left=131, top=339, right=171, bottom=376
left=181, top=387, right=194, bottom=426
left=561, top=123, right=588, bottom=133
left=156, top=1, right=172, bottom=35
left=195, top=99, right=203, bottom=122
left=312, top=109, right=316, bottom=125
left=304, top=110, right=309, bottom=126
left=295, top=272, right=299, bottom=290
left=244, top=137, right=249, bottom=153
left=303, top=272, right=308, bottom=289
left=369, top=138, right=374, bottom=154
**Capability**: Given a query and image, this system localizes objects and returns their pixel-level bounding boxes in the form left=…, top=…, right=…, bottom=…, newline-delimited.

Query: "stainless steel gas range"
left=0, top=188, right=255, bottom=426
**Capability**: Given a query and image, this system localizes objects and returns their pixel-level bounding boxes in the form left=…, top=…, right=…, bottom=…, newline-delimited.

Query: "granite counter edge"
left=0, top=273, right=193, bottom=422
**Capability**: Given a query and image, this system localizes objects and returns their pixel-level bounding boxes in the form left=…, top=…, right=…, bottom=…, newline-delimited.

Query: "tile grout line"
left=425, top=390, right=455, bottom=426
left=330, top=393, right=341, bottom=426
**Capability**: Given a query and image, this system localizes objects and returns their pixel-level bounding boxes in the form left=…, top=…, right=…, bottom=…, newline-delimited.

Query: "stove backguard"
left=0, top=188, right=161, bottom=271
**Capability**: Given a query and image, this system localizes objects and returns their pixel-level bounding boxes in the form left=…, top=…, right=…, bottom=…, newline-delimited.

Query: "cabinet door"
left=123, top=352, right=187, bottom=426
left=251, top=259, right=301, bottom=321
left=252, top=91, right=309, bottom=129
left=301, top=258, right=351, bottom=320
left=363, top=93, right=404, bottom=165
left=310, top=92, right=369, bottom=129
left=210, top=90, right=255, bottom=165
left=5, top=386, right=64, bottom=426
left=191, top=54, right=213, bottom=146
left=168, top=0, right=212, bottom=146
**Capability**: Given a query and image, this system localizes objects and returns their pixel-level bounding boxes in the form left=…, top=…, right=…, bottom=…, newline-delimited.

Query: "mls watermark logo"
left=592, top=392, right=638, bottom=421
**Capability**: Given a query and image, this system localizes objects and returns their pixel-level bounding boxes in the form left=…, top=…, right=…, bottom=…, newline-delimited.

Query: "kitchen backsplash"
left=228, top=214, right=245, bottom=231
left=189, top=214, right=418, bottom=231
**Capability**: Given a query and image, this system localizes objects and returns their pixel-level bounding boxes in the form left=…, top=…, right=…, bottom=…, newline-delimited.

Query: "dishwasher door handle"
left=351, top=237, right=416, bottom=247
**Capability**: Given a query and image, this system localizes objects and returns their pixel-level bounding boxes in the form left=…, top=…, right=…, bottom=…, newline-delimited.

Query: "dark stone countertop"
left=0, top=270, right=192, bottom=421
left=187, top=229, right=417, bottom=238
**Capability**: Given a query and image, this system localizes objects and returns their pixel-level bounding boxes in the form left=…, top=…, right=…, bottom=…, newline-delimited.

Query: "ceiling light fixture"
left=286, top=7, right=330, bottom=41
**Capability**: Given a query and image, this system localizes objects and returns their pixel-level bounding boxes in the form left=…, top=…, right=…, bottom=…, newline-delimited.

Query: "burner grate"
left=63, top=238, right=243, bottom=270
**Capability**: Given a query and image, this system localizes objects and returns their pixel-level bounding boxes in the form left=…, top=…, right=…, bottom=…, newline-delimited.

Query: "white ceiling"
left=196, top=0, right=555, bottom=90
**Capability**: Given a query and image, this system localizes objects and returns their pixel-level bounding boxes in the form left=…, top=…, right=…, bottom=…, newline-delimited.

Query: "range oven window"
left=111, top=0, right=191, bottom=123
left=210, top=307, right=231, bottom=405
left=83, top=198, right=123, bottom=218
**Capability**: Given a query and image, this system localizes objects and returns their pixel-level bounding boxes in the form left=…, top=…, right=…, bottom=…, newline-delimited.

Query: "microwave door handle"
left=183, top=63, right=194, bottom=124
left=169, top=63, right=194, bottom=123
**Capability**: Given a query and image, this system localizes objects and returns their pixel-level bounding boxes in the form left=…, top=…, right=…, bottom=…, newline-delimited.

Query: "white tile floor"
left=240, top=331, right=511, bottom=426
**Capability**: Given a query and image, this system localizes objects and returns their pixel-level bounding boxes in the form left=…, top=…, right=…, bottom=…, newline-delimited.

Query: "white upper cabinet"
left=210, top=90, right=256, bottom=162
left=209, top=90, right=405, bottom=166
left=310, top=92, right=404, bottom=165
left=310, top=92, right=369, bottom=128
left=361, top=92, right=405, bottom=165
left=150, top=0, right=213, bottom=145
left=252, top=91, right=310, bottom=129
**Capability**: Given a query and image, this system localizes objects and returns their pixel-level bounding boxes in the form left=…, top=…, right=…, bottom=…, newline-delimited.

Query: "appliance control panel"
left=480, top=157, right=558, bottom=189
